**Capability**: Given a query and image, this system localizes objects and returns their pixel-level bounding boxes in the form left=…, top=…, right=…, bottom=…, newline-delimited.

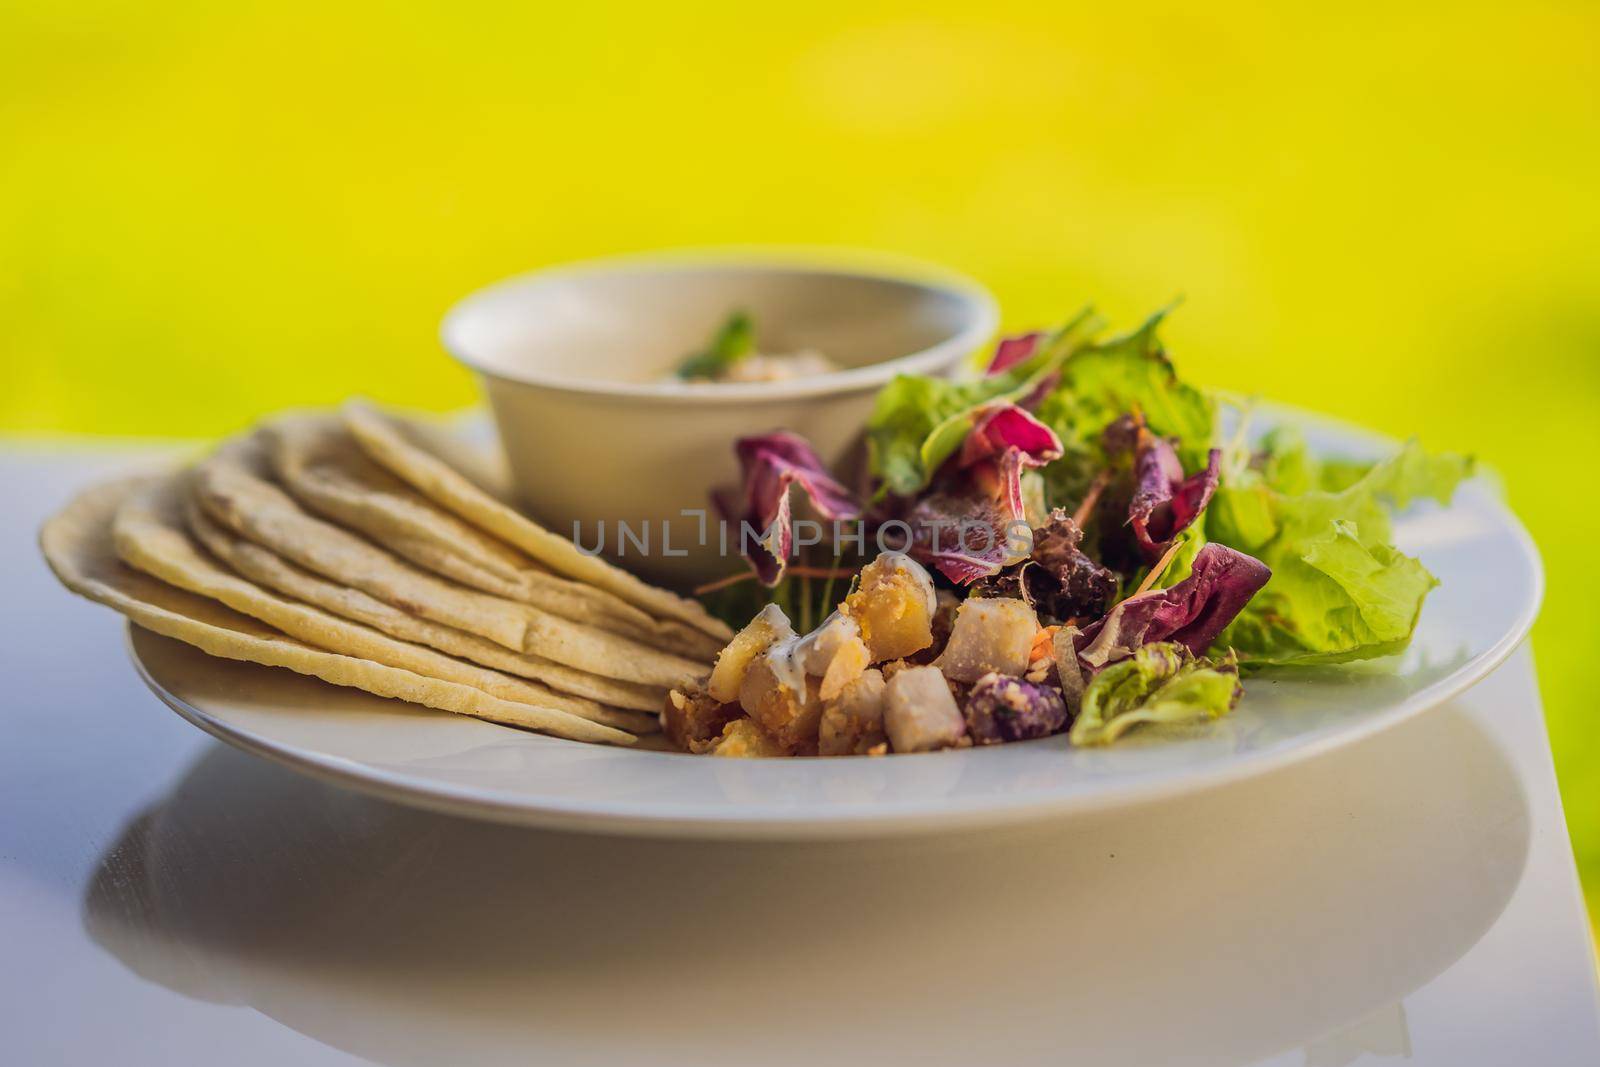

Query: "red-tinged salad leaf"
left=956, top=403, right=1064, bottom=470
left=1070, top=643, right=1241, bottom=746
left=728, top=432, right=861, bottom=585
left=905, top=407, right=1063, bottom=584
left=906, top=484, right=1026, bottom=585
left=916, top=401, right=1062, bottom=498
left=957, top=404, right=1063, bottom=520
left=1128, top=435, right=1221, bottom=563
left=1076, top=543, right=1271, bottom=668
left=986, top=332, right=1044, bottom=376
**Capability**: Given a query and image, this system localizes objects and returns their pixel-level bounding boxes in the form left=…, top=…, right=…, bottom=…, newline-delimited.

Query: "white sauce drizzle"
left=756, top=552, right=932, bottom=697
left=764, top=610, right=863, bottom=694
left=764, top=633, right=809, bottom=695
left=875, top=551, right=938, bottom=616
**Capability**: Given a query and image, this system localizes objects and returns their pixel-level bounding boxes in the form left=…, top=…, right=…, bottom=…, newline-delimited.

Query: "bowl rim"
left=439, top=249, right=1000, bottom=404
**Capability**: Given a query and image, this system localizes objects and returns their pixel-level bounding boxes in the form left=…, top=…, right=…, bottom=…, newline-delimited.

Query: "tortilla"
left=192, top=434, right=706, bottom=688
left=185, top=495, right=662, bottom=713
left=263, top=413, right=720, bottom=660
left=113, top=475, right=657, bottom=734
left=342, top=400, right=733, bottom=642
left=40, top=477, right=633, bottom=746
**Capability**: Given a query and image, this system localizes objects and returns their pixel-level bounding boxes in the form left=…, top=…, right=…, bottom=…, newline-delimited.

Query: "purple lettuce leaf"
left=905, top=485, right=1018, bottom=585
left=1076, top=543, right=1270, bottom=668
left=1125, top=433, right=1221, bottom=563
left=728, top=432, right=861, bottom=585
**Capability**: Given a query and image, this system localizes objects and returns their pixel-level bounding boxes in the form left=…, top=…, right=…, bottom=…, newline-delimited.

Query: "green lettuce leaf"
left=1070, top=642, right=1242, bottom=746
left=1210, top=438, right=1473, bottom=665
left=866, top=375, right=998, bottom=496
left=1249, top=426, right=1377, bottom=496
left=1153, top=520, right=1207, bottom=589
left=1035, top=306, right=1216, bottom=504
left=866, top=307, right=1100, bottom=496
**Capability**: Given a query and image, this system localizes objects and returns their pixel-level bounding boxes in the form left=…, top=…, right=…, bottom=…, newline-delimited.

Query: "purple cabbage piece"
left=1077, top=543, right=1271, bottom=668
left=964, top=672, right=1070, bottom=743
left=727, top=431, right=861, bottom=585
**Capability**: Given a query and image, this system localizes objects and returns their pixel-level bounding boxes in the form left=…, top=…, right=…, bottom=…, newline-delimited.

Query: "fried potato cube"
left=843, top=552, right=936, bottom=663
left=707, top=603, right=795, bottom=704
left=818, top=668, right=888, bottom=756
left=738, top=653, right=824, bottom=753
left=709, top=717, right=787, bottom=758
left=802, top=612, right=872, bottom=701
left=934, top=598, right=1039, bottom=683
left=884, top=665, right=968, bottom=753
left=661, top=682, right=742, bottom=753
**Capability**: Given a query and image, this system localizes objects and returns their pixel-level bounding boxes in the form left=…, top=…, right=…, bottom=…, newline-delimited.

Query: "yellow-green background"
left=5, top=4, right=1596, bottom=928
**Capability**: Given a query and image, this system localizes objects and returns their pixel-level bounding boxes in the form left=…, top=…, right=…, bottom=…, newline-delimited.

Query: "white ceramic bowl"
left=442, top=252, right=998, bottom=586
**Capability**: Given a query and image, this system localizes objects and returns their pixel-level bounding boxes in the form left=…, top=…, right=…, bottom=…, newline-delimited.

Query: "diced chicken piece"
left=739, top=651, right=824, bottom=753
left=800, top=612, right=872, bottom=700
left=661, top=682, right=742, bottom=753
left=818, top=669, right=888, bottom=756
left=707, top=603, right=795, bottom=703
left=884, top=665, right=968, bottom=753
left=843, top=552, right=937, bottom=663
left=934, top=598, right=1039, bottom=683
left=709, top=717, right=787, bottom=758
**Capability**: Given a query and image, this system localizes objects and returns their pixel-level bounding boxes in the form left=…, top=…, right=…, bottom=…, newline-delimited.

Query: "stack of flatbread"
left=40, top=401, right=732, bottom=747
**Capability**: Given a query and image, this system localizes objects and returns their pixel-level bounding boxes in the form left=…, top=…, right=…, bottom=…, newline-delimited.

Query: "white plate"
left=127, top=414, right=1542, bottom=839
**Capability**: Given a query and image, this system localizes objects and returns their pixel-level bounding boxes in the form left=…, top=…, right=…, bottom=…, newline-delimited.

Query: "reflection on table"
left=83, top=701, right=1528, bottom=1067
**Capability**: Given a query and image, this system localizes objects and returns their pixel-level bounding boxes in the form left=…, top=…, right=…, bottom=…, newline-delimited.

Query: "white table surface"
left=3, top=445, right=1597, bottom=1067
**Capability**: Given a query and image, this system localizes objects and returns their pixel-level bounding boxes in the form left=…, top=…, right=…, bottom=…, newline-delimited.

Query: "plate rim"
left=125, top=412, right=1545, bottom=839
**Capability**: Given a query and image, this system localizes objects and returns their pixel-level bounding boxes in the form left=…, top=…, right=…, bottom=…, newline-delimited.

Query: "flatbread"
left=342, top=401, right=733, bottom=642
left=264, top=413, right=720, bottom=660
left=191, top=435, right=706, bottom=688
left=40, top=477, right=633, bottom=746
left=113, top=474, right=656, bottom=734
left=184, top=496, right=662, bottom=713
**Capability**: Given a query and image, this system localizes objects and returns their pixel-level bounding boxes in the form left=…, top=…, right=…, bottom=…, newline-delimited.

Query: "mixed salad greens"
left=669, top=305, right=1472, bottom=757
